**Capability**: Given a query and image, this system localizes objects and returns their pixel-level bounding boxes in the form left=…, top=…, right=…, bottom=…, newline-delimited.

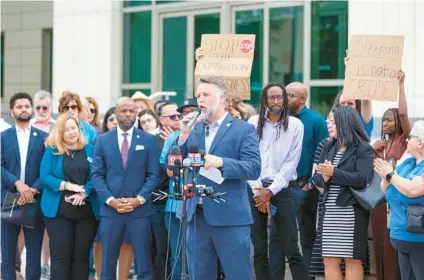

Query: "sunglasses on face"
left=90, top=108, right=97, bottom=114
left=108, top=116, right=116, bottom=122
left=64, top=105, right=78, bottom=111
left=36, top=106, right=48, bottom=111
left=163, top=114, right=182, bottom=121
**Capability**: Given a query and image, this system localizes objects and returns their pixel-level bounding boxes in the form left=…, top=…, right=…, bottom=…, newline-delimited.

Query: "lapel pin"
left=226, top=123, right=231, bottom=127
left=33, top=132, right=37, bottom=136
left=87, top=157, right=93, bottom=163
left=136, top=135, right=140, bottom=138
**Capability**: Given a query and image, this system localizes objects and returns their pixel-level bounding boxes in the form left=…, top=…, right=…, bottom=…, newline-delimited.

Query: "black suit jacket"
left=312, top=139, right=374, bottom=207
left=153, top=134, right=169, bottom=205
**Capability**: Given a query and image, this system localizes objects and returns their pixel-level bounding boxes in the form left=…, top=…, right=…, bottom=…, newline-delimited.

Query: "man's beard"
left=37, top=113, right=50, bottom=121
left=288, top=106, right=298, bottom=116
left=202, top=105, right=219, bottom=120
left=268, top=106, right=283, bottom=116
left=15, top=113, right=32, bottom=122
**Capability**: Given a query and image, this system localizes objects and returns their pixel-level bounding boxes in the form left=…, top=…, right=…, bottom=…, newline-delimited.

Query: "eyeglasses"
left=108, top=116, right=116, bottom=122
left=90, top=108, right=97, bottom=114
left=36, top=106, right=48, bottom=111
left=64, top=105, right=78, bottom=111
left=267, top=95, right=284, bottom=102
left=162, top=114, right=182, bottom=121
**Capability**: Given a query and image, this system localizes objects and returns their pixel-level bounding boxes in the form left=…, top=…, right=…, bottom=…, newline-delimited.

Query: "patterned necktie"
left=121, top=133, right=129, bottom=168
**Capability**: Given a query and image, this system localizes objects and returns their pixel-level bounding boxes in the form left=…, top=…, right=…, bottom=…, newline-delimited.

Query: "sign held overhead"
left=195, top=34, right=256, bottom=100
left=343, top=35, right=404, bottom=102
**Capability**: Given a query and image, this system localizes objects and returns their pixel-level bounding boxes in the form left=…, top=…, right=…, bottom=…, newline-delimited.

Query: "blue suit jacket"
left=91, top=128, right=161, bottom=218
left=178, top=114, right=261, bottom=227
left=39, top=145, right=100, bottom=219
left=1, top=126, right=47, bottom=203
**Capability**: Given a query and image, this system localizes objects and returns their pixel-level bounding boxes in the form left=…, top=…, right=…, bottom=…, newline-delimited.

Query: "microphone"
left=187, top=108, right=202, bottom=130
left=168, top=146, right=183, bottom=195
left=188, top=145, right=205, bottom=168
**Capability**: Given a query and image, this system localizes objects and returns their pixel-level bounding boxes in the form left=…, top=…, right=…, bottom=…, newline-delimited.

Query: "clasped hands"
left=316, top=160, right=334, bottom=182
left=110, top=198, right=141, bottom=213
left=253, top=187, right=273, bottom=214
left=15, top=181, right=37, bottom=205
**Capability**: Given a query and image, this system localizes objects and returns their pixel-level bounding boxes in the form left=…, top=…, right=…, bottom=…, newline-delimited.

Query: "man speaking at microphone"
left=176, top=76, right=261, bottom=280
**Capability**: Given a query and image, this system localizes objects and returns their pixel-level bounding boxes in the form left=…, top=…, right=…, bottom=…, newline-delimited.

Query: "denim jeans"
left=164, top=212, right=184, bottom=280
left=250, top=187, right=308, bottom=280
left=151, top=205, right=170, bottom=280
left=391, top=238, right=424, bottom=280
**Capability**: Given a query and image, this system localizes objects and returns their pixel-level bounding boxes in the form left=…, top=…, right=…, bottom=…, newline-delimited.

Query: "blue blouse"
left=386, top=157, right=424, bottom=242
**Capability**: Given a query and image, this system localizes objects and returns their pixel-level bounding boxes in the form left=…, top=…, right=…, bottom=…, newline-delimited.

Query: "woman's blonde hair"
left=45, top=114, right=86, bottom=155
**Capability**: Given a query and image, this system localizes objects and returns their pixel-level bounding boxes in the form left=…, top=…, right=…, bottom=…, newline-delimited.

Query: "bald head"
left=287, top=82, right=307, bottom=114
left=116, top=97, right=137, bottom=131
left=287, top=82, right=308, bottom=100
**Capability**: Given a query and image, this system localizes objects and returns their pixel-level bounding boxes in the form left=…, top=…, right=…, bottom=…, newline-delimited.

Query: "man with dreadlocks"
left=247, top=82, right=308, bottom=280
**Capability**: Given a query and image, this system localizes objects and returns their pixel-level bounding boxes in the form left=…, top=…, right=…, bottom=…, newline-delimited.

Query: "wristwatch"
left=386, top=171, right=395, bottom=183
left=136, top=196, right=146, bottom=206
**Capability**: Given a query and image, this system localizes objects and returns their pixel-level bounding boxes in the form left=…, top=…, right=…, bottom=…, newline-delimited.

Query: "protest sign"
left=194, top=34, right=255, bottom=100
left=343, top=35, right=404, bottom=102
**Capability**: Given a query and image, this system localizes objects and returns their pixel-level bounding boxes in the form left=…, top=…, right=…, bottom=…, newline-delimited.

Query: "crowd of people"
left=1, top=52, right=424, bottom=280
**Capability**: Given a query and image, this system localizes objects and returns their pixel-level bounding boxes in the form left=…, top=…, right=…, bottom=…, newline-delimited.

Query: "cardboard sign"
left=194, top=34, right=256, bottom=100
left=343, top=35, right=404, bottom=102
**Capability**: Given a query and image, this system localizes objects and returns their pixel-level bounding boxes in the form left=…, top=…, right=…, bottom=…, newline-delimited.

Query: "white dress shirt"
left=106, top=125, right=135, bottom=205
left=16, top=125, right=32, bottom=182
left=205, top=113, right=228, bottom=154
left=247, top=114, right=304, bottom=195
left=117, top=125, right=134, bottom=152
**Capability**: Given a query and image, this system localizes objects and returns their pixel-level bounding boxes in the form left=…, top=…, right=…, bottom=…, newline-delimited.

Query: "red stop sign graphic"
left=239, top=39, right=253, bottom=53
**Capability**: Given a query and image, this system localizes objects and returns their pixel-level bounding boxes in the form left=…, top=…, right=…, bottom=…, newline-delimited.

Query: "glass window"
left=156, top=0, right=184, bottom=4
left=194, top=13, right=220, bottom=75
left=122, top=89, right=151, bottom=98
left=1, top=33, right=4, bottom=98
left=123, top=11, right=152, bottom=84
left=124, top=1, right=152, bottom=7
left=310, top=86, right=343, bottom=117
left=162, top=16, right=187, bottom=105
left=311, top=1, right=348, bottom=79
left=269, top=6, right=304, bottom=85
left=235, top=9, right=264, bottom=108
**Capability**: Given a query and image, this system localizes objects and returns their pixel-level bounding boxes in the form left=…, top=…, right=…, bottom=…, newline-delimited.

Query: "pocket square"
left=136, top=145, right=145, bottom=151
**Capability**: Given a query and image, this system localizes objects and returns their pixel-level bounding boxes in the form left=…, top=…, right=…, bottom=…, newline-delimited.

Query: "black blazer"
left=312, top=139, right=373, bottom=207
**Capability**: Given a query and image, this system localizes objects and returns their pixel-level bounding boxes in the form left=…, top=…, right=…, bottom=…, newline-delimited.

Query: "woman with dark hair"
left=101, top=107, right=118, bottom=133
left=138, top=109, right=161, bottom=135
left=333, top=91, right=374, bottom=138
left=371, top=70, right=410, bottom=280
left=312, top=105, right=373, bottom=280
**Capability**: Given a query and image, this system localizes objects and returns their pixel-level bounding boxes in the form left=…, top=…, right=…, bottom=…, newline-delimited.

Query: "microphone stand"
left=153, top=167, right=225, bottom=280
left=180, top=166, right=193, bottom=280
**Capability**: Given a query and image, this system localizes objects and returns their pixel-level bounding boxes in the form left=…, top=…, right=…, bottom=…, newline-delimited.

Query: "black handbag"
left=406, top=204, right=424, bottom=234
left=349, top=171, right=386, bottom=211
left=1, top=192, right=38, bottom=228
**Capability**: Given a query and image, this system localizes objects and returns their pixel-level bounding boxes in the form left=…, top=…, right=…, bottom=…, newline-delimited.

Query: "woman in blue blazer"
left=40, top=114, right=99, bottom=280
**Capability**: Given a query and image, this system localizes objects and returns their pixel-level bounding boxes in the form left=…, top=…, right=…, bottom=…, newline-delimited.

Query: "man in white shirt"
left=248, top=82, right=308, bottom=280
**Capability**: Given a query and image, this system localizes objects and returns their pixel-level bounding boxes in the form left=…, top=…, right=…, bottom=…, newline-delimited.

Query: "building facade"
left=1, top=0, right=424, bottom=128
